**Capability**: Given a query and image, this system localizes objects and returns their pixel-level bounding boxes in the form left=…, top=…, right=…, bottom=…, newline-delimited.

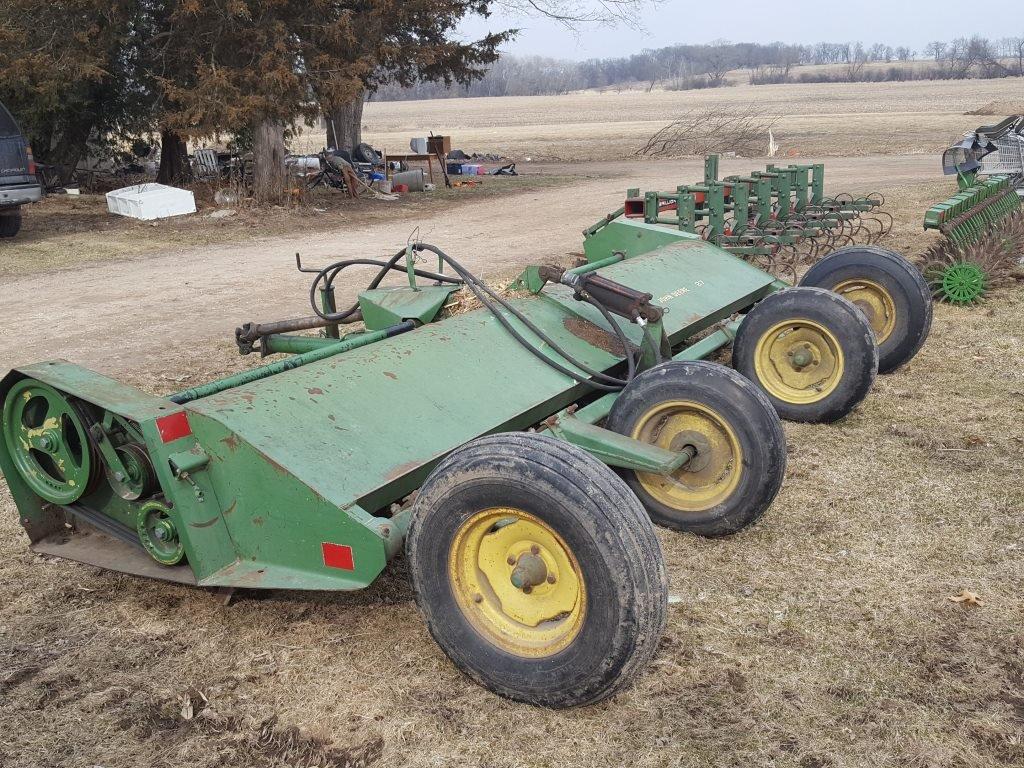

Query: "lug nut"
left=523, top=585, right=532, bottom=594
left=546, top=574, right=556, bottom=584
left=507, top=555, right=516, bottom=565
left=530, top=544, right=540, bottom=555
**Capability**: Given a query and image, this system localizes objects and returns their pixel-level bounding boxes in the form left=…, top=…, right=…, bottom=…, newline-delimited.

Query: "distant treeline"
left=373, top=36, right=1024, bottom=100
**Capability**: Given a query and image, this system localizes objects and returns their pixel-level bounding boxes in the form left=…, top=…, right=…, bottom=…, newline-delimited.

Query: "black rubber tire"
left=406, top=432, right=667, bottom=708
left=800, top=245, right=932, bottom=374
left=605, top=361, right=786, bottom=537
left=353, top=142, right=381, bottom=164
left=733, top=287, right=878, bottom=423
left=0, top=208, right=22, bottom=238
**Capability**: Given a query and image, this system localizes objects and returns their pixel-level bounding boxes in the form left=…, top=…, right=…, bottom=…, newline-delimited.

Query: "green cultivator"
left=1, top=213, right=931, bottom=706
left=923, top=115, right=1024, bottom=304
left=586, top=155, right=892, bottom=284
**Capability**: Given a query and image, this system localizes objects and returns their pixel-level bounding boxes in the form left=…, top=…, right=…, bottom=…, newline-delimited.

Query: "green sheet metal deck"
left=186, top=241, right=776, bottom=515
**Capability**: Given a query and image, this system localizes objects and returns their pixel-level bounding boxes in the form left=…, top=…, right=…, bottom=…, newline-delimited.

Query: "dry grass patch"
left=1, top=295, right=1022, bottom=768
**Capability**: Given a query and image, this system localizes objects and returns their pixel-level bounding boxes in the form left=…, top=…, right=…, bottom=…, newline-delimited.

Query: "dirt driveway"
left=0, top=154, right=937, bottom=377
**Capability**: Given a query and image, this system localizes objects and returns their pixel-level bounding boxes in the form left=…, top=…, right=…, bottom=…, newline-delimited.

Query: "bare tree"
left=925, top=41, right=946, bottom=61
left=997, top=36, right=1024, bottom=75
left=846, top=43, right=868, bottom=79
left=500, top=0, right=656, bottom=28
left=635, top=105, right=778, bottom=158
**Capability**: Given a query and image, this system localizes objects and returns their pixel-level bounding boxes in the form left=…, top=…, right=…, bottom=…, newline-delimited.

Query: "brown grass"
left=306, top=77, right=1024, bottom=163
left=2, top=172, right=1023, bottom=767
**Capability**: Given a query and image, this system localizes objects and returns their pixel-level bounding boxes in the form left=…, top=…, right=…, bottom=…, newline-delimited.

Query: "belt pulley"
left=1, top=379, right=102, bottom=505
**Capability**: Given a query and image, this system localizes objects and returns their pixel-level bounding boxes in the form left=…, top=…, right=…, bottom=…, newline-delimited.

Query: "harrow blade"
left=921, top=209, right=1024, bottom=305
left=923, top=176, right=1022, bottom=249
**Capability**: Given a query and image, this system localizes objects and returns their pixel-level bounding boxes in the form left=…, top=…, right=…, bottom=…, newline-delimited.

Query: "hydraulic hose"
left=301, top=241, right=640, bottom=391
left=409, top=243, right=637, bottom=391
left=309, top=250, right=464, bottom=323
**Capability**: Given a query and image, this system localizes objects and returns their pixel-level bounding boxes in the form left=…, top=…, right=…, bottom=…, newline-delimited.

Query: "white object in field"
left=768, top=130, right=778, bottom=158
left=410, top=137, right=428, bottom=153
left=106, top=183, right=196, bottom=220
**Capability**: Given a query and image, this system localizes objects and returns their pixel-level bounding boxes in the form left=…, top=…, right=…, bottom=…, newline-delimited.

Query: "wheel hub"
left=510, top=551, right=550, bottom=591
left=668, top=429, right=712, bottom=473
left=754, top=320, right=845, bottom=404
left=832, top=278, right=896, bottom=343
left=449, top=508, right=585, bottom=658
left=632, top=400, right=742, bottom=512
left=790, top=345, right=814, bottom=368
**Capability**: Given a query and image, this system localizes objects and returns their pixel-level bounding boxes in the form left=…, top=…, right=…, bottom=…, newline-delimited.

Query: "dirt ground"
left=1, top=85, right=1023, bottom=768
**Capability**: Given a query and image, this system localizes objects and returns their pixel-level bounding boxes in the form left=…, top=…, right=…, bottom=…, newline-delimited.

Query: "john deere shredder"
left=1, top=216, right=930, bottom=706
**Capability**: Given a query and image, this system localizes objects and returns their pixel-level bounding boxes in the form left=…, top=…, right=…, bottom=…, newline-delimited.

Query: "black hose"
left=309, top=250, right=463, bottom=323
left=411, top=243, right=635, bottom=391
left=306, top=241, right=640, bottom=391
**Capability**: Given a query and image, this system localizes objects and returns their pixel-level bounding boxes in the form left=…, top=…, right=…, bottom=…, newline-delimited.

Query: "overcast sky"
left=460, top=0, right=1023, bottom=60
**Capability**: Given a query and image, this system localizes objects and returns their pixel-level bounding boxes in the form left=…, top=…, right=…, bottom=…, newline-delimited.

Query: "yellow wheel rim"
left=753, top=319, right=845, bottom=404
left=448, top=508, right=586, bottom=658
left=631, top=400, right=742, bottom=513
left=831, top=278, right=896, bottom=344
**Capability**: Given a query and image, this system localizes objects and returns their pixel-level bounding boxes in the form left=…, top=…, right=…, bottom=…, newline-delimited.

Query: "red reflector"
left=156, top=411, right=192, bottom=443
left=322, top=542, right=355, bottom=571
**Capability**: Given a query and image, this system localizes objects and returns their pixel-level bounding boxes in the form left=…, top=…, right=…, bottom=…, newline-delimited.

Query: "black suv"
left=0, top=101, right=42, bottom=238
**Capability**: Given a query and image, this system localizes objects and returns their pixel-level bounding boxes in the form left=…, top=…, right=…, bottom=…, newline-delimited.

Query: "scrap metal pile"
left=585, top=155, right=892, bottom=283
left=922, top=115, right=1024, bottom=304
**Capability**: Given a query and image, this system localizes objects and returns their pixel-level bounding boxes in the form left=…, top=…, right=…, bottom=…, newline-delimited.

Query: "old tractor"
left=2, top=216, right=930, bottom=707
left=922, top=115, right=1024, bottom=304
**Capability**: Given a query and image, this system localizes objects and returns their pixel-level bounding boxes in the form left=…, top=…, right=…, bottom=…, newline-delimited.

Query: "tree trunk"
left=325, top=90, right=365, bottom=153
left=252, top=118, right=288, bottom=205
left=40, top=122, right=93, bottom=186
left=156, top=128, right=193, bottom=185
